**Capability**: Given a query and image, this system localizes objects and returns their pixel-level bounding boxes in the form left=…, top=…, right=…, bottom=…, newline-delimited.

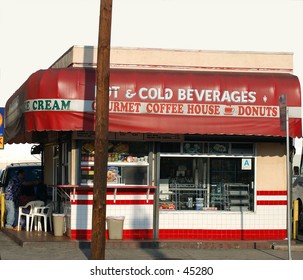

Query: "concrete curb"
left=272, top=244, right=303, bottom=251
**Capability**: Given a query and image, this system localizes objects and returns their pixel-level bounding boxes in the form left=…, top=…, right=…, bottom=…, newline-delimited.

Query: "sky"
left=0, top=0, right=303, bottom=162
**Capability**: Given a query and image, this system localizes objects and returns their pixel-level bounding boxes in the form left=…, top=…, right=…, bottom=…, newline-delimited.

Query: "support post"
left=91, top=0, right=113, bottom=260
left=286, top=107, right=292, bottom=260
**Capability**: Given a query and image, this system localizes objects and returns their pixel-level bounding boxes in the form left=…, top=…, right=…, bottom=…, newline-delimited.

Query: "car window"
left=2, top=165, right=42, bottom=189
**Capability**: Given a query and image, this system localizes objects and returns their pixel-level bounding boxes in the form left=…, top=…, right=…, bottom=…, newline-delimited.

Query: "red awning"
left=5, top=68, right=302, bottom=143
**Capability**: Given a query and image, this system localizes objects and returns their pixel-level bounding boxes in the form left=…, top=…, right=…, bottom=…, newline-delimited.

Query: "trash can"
left=52, top=213, right=65, bottom=236
left=106, top=216, right=125, bottom=240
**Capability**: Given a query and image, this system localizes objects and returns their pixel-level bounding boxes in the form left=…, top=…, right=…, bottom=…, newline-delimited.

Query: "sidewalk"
left=1, top=229, right=303, bottom=260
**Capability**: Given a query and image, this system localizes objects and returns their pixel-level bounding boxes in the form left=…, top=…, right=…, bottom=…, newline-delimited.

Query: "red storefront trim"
left=257, top=190, right=287, bottom=196
left=256, top=190, right=287, bottom=205
left=257, top=200, right=287, bottom=205
left=70, top=229, right=154, bottom=240
left=71, top=199, right=154, bottom=205
left=74, top=190, right=155, bottom=196
left=158, top=229, right=287, bottom=240
left=69, top=229, right=287, bottom=241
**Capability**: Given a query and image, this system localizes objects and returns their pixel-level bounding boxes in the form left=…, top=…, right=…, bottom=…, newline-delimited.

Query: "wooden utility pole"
left=91, top=0, right=113, bottom=260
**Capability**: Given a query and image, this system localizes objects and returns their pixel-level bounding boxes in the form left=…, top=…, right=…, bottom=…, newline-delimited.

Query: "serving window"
left=158, top=142, right=255, bottom=212
left=79, top=141, right=150, bottom=186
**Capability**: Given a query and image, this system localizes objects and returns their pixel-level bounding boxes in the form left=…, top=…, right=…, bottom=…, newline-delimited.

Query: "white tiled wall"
left=159, top=205, right=286, bottom=230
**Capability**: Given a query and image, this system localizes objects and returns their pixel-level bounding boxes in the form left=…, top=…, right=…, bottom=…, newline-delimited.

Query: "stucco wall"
left=50, top=46, right=293, bottom=74
left=256, top=142, right=286, bottom=190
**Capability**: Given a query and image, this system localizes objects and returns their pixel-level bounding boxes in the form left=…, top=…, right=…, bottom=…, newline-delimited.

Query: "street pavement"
left=1, top=230, right=303, bottom=260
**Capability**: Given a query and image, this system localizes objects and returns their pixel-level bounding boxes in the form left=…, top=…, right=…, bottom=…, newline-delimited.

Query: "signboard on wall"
left=242, top=158, right=252, bottom=170
left=5, top=68, right=302, bottom=145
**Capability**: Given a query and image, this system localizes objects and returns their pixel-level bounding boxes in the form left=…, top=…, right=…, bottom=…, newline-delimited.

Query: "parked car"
left=0, top=162, right=47, bottom=205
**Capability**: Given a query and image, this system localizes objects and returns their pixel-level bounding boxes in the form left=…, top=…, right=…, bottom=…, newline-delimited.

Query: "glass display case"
left=159, top=152, right=254, bottom=211
left=162, top=183, right=207, bottom=210
left=80, top=141, right=150, bottom=186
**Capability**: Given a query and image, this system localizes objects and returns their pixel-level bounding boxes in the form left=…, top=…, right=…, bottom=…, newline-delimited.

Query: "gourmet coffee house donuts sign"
left=106, top=86, right=278, bottom=118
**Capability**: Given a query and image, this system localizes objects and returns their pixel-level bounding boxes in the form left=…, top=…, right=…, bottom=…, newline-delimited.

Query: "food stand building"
left=4, top=47, right=302, bottom=241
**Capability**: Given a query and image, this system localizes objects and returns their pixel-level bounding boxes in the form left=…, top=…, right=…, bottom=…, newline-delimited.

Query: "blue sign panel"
left=0, top=107, right=4, bottom=135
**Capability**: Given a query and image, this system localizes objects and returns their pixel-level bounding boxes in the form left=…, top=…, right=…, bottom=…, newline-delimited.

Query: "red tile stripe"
left=69, top=229, right=287, bottom=241
left=257, top=190, right=287, bottom=196
left=256, top=190, right=287, bottom=205
left=75, top=190, right=155, bottom=195
left=257, top=200, right=287, bottom=205
left=70, top=229, right=154, bottom=240
left=71, top=199, right=154, bottom=205
left=75, top=190, right=284, bottom=196
left=159, top=229, right=287, bottom=240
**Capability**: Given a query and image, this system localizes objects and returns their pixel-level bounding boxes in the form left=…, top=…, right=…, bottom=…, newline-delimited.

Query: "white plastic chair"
left=30, top=202, right=54, bottom=232
left=17, top=200, right=45, bottom=231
